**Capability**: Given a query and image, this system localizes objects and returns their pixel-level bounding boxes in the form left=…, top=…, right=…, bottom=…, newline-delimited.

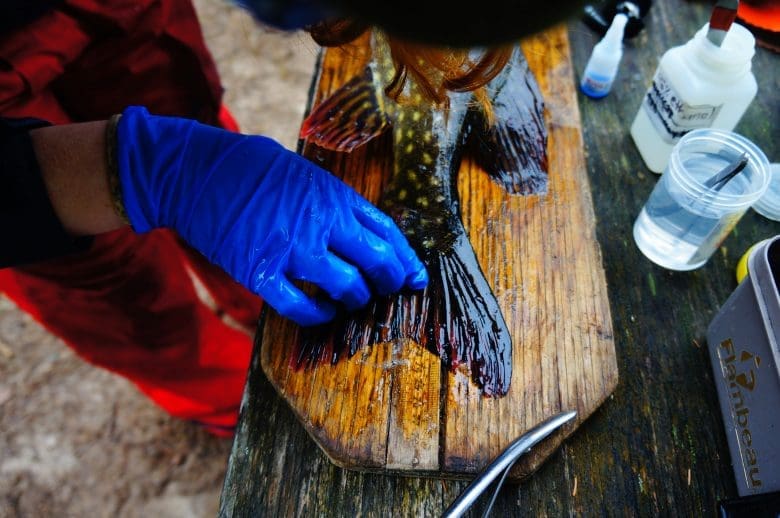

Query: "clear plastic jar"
left=633, top=129, right=769, bottom=271
left=752, top=164, right=780, bottom=222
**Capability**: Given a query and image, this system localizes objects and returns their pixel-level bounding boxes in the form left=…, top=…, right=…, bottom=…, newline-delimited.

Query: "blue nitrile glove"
left=116, top=106, right=428, bottom=326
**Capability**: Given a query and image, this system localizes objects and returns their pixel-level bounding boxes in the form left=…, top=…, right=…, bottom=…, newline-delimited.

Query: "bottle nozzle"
left=603, top=13, right=629, bottom=50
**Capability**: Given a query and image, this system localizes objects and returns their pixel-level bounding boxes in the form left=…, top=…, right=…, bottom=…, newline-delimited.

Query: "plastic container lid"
left=753, top=163, right=780, bottom=221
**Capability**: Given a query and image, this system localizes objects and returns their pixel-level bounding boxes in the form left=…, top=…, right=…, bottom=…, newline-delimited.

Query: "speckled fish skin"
left=297, top=33, right=549, bottom=397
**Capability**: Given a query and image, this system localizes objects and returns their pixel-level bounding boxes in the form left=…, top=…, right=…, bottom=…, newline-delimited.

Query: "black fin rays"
left=296, top=233, right=512, bottom=397
left=466, top=48, right=549, bottom=195
left=300, top=66, right=389, bottom=152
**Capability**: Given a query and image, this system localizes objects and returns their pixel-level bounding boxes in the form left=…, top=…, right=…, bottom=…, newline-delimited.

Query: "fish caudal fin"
left=423, top=236, right=512, bottom=396
left=300, top=66, right=389, bottom=152
left=296, top=234, right=512, bottom=397
left=467, top=48, right=548, bottom=195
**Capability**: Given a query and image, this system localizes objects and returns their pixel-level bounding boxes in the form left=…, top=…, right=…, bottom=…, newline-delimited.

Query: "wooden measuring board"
left=258, top=24, right=618, bottom=480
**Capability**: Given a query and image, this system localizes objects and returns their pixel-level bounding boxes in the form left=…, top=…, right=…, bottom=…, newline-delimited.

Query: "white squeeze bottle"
left=580, top=13, right=629, bottom=98
left=630, top=22, right=758, bottom=173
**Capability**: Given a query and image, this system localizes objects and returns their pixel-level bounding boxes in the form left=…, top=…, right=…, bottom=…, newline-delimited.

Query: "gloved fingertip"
left=285, top=299, right=337, bottom=327
left=374, top=269, right=405, bottom=296
left=398, top=247, right=427, bottom=276
left=343, top=284, right=371, bottom=312
left=406, top=267, right=429, bottom=290
left=309, top=301, right=338, bottom=326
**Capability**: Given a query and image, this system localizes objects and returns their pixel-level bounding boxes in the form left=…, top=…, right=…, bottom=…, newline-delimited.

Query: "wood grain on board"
left=258, top=24, right=617, bottom=480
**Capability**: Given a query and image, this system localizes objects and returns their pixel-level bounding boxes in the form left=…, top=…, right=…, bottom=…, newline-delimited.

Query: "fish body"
left=298, top=33, right=548, bottom=397
left=374, top=42, right=470, bottom=259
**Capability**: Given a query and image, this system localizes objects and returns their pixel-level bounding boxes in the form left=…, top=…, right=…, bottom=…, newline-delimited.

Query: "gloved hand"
left=116, top=106, right=428, bottom=326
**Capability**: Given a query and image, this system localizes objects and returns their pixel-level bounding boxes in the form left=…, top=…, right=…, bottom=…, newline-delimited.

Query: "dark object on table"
left=718, top=490, right=780, bottom=517
left=582, top=0, right=652, bottom=39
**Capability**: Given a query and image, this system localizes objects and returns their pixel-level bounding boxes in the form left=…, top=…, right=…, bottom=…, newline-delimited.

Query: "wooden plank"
left=385, top=339, right=441, bottom=471
left=258, top=23, right=617, bottom=479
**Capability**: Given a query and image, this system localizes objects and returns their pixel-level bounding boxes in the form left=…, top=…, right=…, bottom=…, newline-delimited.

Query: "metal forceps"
left=442, top=410, right=577, bottom=518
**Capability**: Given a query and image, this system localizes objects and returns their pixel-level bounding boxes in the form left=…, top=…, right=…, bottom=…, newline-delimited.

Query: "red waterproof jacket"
left=0, top=0, right=263, bottom=433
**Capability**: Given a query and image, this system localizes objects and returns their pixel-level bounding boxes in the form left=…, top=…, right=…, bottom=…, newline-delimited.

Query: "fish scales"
left=297, top=32, right=549, bottom=397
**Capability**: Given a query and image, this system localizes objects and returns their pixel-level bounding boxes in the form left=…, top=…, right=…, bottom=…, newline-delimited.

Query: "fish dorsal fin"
left=466, top=47, right=549, bottom=195
left=300, top=66, right=389, bottom=152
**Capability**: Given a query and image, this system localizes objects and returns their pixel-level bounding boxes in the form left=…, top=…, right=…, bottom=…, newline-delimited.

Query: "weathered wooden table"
left=220, top=0, right=779, bottom=515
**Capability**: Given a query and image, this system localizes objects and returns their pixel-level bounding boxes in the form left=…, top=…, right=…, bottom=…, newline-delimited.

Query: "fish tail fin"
left=424, top=237, right=512, bottom=396
left=300, top=66, right=389, bottom=152
left=297, top=235, right=512, bottom=397
left=466, top=48, right=549, bottom=195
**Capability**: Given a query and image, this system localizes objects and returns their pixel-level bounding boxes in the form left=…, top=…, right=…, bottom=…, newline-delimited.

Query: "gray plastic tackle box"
left=707, top=235, right=780, bottom=497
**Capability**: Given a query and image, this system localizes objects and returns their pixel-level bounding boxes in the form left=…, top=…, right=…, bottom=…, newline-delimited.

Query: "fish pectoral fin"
left=465, top=48, right=549, bottom=196
left=300, top=66, right=389, bottom=152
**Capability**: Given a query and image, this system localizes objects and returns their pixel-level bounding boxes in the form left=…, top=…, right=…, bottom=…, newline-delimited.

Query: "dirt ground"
left=0, top=1, right=317, bottom=516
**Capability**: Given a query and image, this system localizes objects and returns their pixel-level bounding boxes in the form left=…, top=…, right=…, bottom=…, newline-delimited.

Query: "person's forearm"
left=30, top=120, right=126, bottom=236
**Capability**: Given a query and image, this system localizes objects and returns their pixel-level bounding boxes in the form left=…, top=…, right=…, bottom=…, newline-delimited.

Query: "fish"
left=295, top=32, right=548, bottom=397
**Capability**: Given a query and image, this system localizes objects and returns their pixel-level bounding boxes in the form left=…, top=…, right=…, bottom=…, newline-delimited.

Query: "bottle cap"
left=753, top=163, right=780, bottom=221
